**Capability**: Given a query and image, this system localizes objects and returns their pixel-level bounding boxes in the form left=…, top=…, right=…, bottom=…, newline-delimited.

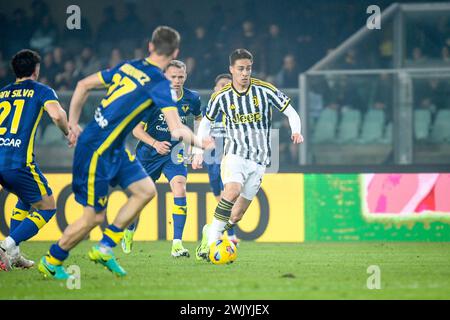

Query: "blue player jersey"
left=136, top=87, right=202, bottom=155
left=0, top=79, right=58, bottom=170
left=78, top=58, right=176, bottom=154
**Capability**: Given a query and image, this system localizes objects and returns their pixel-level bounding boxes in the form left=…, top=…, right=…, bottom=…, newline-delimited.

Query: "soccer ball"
left=209, top=239, right=237, bottom=265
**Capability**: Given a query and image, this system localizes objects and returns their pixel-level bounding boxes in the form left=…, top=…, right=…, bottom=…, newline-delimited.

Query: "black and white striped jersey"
left=205, top=78, right=290, bottom=165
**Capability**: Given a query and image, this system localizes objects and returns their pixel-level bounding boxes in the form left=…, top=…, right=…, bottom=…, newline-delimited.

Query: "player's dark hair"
left=11, top=49, right=41, bottom=78
left=166, top=60, right=186, bottom=71
left=215, top=73, right=232, bottom=84
left=151, top=26, right=180, bottom=57
left=229, top=49, right=253, bottom=66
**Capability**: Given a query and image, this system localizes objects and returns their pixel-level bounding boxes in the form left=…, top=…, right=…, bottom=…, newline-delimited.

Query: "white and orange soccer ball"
left=209, top=239, right=237, bottom=265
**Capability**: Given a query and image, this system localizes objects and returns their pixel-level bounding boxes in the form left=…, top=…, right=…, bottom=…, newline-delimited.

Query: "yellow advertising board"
left=0, top=173, right=304, bottom=242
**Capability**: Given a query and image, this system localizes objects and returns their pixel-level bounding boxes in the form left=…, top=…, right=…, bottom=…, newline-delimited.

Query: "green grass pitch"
left=1, top=241, right=449, bottom=299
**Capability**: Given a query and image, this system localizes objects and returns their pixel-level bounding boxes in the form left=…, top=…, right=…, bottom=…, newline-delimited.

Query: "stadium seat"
left=414, top=109, right=432, bottom=141
left=41, top=125, right=66, bottom=146
left=358, top=109, right=385, bottom=143
left=430, top=109, right=450, bottom=143
left=337, top=108, right=361, bottom=143
left=311, top=107, right=338, bottom=143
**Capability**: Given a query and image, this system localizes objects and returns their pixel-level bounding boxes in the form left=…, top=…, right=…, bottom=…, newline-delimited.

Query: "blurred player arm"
left=191, top=115, right=206, bottom=169
left=68, top=73, right=106, bottom=139
left=132, top=122, right=171, bottom=155
left=283, top=104, right=303, bottom=144
left=162, top=108, right=212, bottom=150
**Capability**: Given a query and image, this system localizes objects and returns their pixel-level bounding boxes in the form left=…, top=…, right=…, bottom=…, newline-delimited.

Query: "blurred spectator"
left=40, top=51, right=58, bottom=86
left=233, top=21, right=264, bottom=75
left=370, top=73, right=393, bottom=121
left=187, top=26, right=215, bottom=86
left=412, top=47, right=426, bottom=64
left=53, top=47, right=65, bottom=74
left=31, top=0, right=49, bottom=26
left=343, top=49, right=361, bottom=69
left=109, top=49, right=122, bottom=68
left=414, top=79, right=449, bottom=116
left=264, top=24, right=287, bottom=77
left=274, top=54, right=300, bottom=88
left=117, top=3, right=145, bottom=56
left=55, top=60, right=81, bottom=90
left=29, top=14, right=58, bottom=53
left=97, top=6, right=120, bottom=55
left=134, top=48, right=145, bottom=60
left=379, top=30, right=393, bottom=68
left=75, top=47, right=101, bottom=77
left=5, top=9, right=32, bottom=56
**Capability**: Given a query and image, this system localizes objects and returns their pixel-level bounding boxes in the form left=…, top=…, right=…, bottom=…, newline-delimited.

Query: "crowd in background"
left=1, top=0, right=449, bottom=91
left=1, top=0, right=450, bottom=166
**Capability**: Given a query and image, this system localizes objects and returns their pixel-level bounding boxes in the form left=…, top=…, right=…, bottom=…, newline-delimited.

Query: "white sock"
left=208, top=218, right=227, bottom=246
left=173, top=239, right=182, bottom=245
left=99, top=244, right=113, bottom=254
left=3, top=236, right=19, bottom=258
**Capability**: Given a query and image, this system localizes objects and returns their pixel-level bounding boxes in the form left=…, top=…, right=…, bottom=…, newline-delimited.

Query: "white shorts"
left=221, top=154, right=266, bottom=200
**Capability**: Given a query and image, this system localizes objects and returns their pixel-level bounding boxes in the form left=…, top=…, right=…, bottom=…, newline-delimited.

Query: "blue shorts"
left=72, top=143, right=148, bottom=212
left=205, top=162, right=223, bottom=196
left=136, top=148, right=187, bottom=182
left=0, top=163, right=52, bottom=204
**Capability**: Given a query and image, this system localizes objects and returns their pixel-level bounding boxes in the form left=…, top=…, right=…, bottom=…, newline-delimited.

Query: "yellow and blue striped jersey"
left=136, top=87, right=201, bottom=155
left=78, top=58, right=176, bottom=153
left=0, top=79, right=58, bottom=170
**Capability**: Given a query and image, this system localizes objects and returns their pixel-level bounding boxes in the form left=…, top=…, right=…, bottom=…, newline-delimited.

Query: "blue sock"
left=227, top=226, right=236, bottom=236
left=128, top=220, right=137, bottom=231
left=100, top=224, right=124, bottom=248
left=173, top=197, right=187, bottom=240
left=10, top=209, right=56, bottom=245
left=47, top=243, right=69, bottom=265
left=10, top=200, right=31, bottom=233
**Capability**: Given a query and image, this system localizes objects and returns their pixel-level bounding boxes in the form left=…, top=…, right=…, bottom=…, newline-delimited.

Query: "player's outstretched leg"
left=88, top=225, right=127, bottom=277
left=38, top=207, right=106, bottom=280
left=1, top=196, right=57, bottom=270
left=38, top=244, right=72, bottom=280
left=92, top=177, right=156, bottom=276
left=121, top=221, right=137, bottom=254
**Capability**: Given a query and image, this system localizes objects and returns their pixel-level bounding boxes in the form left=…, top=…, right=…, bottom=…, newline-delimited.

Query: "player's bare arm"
left=68, top=73, right=105, bottom=143
left=44, top=101, right=71, bottom=145
left=132, top=123, right=171, bottom=155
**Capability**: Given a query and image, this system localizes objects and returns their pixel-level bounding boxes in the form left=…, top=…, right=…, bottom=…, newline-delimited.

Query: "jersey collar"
left=176, top=87, right=184, bottom=102
left=231, top=81, right=251, bottom=97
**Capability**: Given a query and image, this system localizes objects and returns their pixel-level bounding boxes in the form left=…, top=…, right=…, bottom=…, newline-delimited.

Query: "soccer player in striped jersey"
left=195, top=49, right=303, bottom=259
left=0, top=49, right=70, bottom=271
left=121, top=60, right=202, bottom=257
left=191, top=73, right=239, bottom=250
left=38, top=27, right=211, bottom=279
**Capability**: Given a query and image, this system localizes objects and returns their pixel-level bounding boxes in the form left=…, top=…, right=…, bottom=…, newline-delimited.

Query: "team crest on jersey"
left=182, top=105, right=189, bottom=113
left=230, top=104, right=236, bottom=110
left=252, top=96, right=259, bottom=107
left=98, top=196, right=108, bottom=207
